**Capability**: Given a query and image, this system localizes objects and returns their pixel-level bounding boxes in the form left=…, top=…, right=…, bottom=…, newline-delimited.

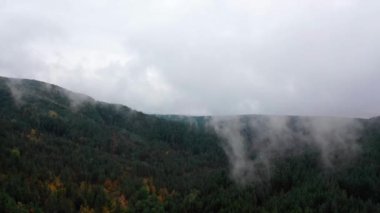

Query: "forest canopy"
left=1, top=77, right=380, bottom=212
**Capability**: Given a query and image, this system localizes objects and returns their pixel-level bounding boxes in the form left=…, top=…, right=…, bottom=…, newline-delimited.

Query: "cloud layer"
left=1, top=0, right=380, bottom=117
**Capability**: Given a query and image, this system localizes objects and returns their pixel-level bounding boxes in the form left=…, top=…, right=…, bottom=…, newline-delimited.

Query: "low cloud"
left=5, top=77, right=94, bottom=110
left=6, top=78, right=25, bottom=106
left=210, top=115, right=363, bottom=184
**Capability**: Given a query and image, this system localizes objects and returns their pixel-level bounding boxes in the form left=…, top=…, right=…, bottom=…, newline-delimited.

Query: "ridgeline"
left=1, top=77, right=380, bottom=212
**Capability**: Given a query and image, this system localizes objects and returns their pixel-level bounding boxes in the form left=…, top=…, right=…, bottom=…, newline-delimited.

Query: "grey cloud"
left=0, top=15, right=64, bottom=79
left=0, top=0, right=380, bottom=117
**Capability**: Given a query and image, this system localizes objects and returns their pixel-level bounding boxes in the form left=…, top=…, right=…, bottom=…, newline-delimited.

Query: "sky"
left=0, top=0, right=379, bottom=118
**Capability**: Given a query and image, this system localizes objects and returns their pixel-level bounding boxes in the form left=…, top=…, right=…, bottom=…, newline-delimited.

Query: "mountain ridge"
left=1, top=76, right=380, bottom=212
left=2, top=75, right=370, bottom=120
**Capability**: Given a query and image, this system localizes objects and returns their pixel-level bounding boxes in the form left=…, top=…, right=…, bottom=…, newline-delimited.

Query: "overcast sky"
left=0, top=0, right=379, bottom=117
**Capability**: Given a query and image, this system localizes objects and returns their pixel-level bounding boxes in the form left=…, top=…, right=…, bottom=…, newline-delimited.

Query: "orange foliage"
left=47, top=176, right=64, bottom=193
left=79, top=205, right=94, bottom=213
left=102, top=207, right=111, bottom=213
left=103, top=178, right=119, bottom=193
left=158, top=188, right=169, bottom=203
left=142, top=177, right=175, bottom=203
left=118, top=194, right=128, bottom=209
left=143, top=177, right=156, bottom=194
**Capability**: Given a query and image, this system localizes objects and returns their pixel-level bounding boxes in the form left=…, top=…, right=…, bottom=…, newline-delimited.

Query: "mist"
left=210, top=115, right=363, bottom=184
left=4, top=77, right=94, bottom=110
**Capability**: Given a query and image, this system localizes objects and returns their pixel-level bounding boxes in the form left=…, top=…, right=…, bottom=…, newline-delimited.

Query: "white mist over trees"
left=210, top=116, right=363, bottom=184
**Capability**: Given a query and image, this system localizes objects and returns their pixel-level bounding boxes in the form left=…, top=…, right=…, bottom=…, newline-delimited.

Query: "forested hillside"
left=1, top=77, right=380, bottom=212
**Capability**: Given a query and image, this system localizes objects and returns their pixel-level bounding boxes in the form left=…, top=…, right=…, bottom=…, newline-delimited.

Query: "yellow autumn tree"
left=79, top=205, right=94, bottom=213
left=47, top=176, right=64, bottom=193
left=48, top=110, right=59, bottom=119
left=27, top=128, right=40, bottom=142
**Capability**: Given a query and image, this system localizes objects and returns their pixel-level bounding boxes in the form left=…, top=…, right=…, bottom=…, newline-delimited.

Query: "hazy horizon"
left=2, top=75, right=372, bottom=119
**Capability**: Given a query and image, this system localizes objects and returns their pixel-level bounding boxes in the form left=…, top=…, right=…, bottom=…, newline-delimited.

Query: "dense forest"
left=1, top=76, right=380, bottom=212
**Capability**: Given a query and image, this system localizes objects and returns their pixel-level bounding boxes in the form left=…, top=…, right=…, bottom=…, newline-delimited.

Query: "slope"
left=0, top=76, right=380, bottom=212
